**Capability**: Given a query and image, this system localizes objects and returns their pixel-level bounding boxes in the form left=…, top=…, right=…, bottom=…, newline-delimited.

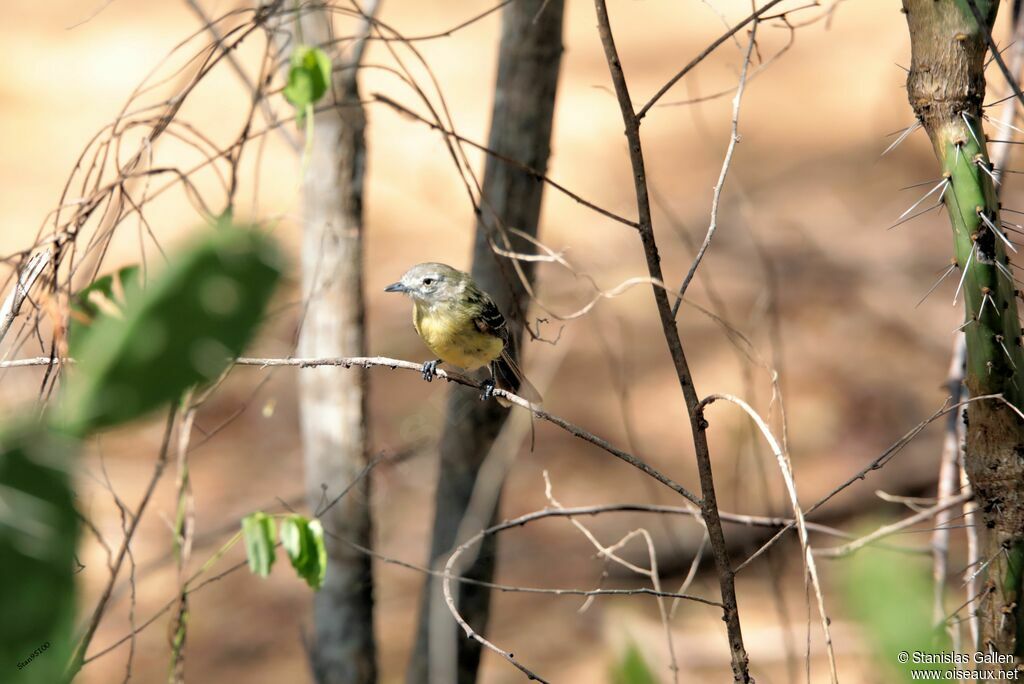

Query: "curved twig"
left=442, top=504, right=730, bottom=683
left=697, top=393, right=838, bottom=684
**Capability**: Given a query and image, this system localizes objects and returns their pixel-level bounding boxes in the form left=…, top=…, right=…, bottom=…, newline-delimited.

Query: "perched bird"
left=384, top=262, right=541, bottom=404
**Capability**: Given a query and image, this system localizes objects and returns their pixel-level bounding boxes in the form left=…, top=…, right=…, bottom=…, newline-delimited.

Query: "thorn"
left=963, top=111, right=983, bottom=147
left=882, top=121, right=922, bottom=156
left=917, top=262, right=958, bottom=307
left=954, top=316, right=977, bottom=333
left=980, top=290, right=997, bottom=318
left=984, top=113, right=1024, bottom=137
left=897, top=178, right=950, bottom=222
left=976, top=156, right=1002, bottom=186
left=954, top=244, right=976, bottom=305
left=996, top=260, right=1016, bottom=284
left=997, top=334, right=1017, bottom=368
left=889, top=201, right=943, bottom=230
left=899, top=177, right=945, bottom=192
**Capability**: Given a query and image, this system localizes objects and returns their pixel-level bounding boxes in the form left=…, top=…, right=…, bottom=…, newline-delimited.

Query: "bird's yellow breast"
left=413, top=303, right=504, bottom=370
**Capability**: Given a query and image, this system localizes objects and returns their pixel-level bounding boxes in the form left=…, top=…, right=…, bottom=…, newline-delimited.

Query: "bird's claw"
left=422, top=359, right=440, bottom=382
left=480, top=378, right=496, bottom=401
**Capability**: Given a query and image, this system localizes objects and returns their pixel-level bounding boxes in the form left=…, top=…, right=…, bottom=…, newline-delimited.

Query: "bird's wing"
left=472, top=295, right=508, bottom=341
left=472, top=294, right=542, bottom=403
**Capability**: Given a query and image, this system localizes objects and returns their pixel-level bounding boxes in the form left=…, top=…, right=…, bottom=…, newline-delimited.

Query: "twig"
left=635, top=0, right=785, bottom=121
left=543, top=472, right=680, bottom=682
left=239, top=356, right=701, bottom=504
left=672, top=22, right=756, bottom=315
left=817, top=492, right=973, bottom=559
left=182, top=0, right=300, bottom=152
left=371, top=93, right=639, bottom=229
left=0, top=249, right=50, bottom=348
left=442, top=504, right=732, bottom=683
left=698, top=393, right=838, bottom=684
left=960, top=459, right=981, bottom=651
left=932, top=335, right=965, bottom=641
left=0, top=354, right=688, bottom=505
left=67, top=405, right=178, bottom=676
left=735, top=393, right=1011, bottom=573
left=593, top=1, right=751, bottom=679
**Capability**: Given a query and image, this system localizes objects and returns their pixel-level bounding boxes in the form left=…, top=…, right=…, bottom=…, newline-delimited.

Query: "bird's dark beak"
left=384, top=282, right=407, bottom=293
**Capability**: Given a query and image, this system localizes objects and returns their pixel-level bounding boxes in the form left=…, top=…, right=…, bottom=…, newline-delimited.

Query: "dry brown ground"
left=2, top=1, right=1013, bottom=682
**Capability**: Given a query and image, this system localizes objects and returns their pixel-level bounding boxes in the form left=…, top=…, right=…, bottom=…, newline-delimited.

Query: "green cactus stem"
left=904, top=0, right=1024, bottom=662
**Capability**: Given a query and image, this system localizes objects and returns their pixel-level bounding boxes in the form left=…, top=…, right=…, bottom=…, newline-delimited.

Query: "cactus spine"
left=904, top=0, right=1024, bottom=661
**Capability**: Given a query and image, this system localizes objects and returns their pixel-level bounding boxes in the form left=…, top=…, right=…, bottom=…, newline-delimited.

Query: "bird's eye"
left=423, top=278, right=434, bottom=286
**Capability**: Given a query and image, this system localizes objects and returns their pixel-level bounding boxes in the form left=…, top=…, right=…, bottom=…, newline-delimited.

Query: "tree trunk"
left=282, top=7, right=376, bottom=683
left=406, top=2, right=565, bottom=683
left=903, top=0, right=1024, bottom=665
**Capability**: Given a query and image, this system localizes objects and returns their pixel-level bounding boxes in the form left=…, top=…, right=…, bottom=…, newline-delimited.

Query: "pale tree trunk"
left=406, top=2, right=565, bottom=683
left=280, top=5, right=376, bottom=683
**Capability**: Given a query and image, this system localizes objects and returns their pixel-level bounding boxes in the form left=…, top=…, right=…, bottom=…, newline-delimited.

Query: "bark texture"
left=284, top=8, right=376, bottom=683
left=904, top=0, right=1024, bottom=663
left=406, top=2, right=565, bottom=682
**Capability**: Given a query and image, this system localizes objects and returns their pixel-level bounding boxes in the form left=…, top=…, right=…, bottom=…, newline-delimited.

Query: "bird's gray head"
left=384, top=262, right=465, bottom=304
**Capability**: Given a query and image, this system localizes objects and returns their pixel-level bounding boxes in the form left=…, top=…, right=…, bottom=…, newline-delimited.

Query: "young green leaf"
left=279, top=514, right=307, bottom=568
left=281, top=514, right=327, bottom=590
left=61, top=226, right=283, bottom=433
left=283, top=45, right=332, bottom=124
left=307, top=519, right=326, bottom=590
left=241, top=512, right=276, bottom=578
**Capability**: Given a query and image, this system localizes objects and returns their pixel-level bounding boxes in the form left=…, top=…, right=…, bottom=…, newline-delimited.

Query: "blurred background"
left=2, top=0, right=1011, bottom=681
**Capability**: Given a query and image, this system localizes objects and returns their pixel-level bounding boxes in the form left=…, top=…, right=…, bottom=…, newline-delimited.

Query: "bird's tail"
left=493, top=348, right=542, bottom=405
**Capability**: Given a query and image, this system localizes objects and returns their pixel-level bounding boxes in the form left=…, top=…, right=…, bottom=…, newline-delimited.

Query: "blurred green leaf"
left=0, top=422, right=77, bottom=683
left=281, top=514, right=326, bottom=590
left=68, top=265, right=141, bottom=356
left=61, top=226, right=282, bottom=433
left=279, top=514, right=306, bottom=566
left=610, top=642, right=658, bottom=684
left=241, top=512, right=276, bottom=578
left=843, top=542, right=950, bottom=683
left=283, top=45, right=332, bottom=124
left=308, top=519, right=326, bottom=590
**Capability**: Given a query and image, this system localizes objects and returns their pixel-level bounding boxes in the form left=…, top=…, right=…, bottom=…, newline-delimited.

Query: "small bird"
left=384, top=262, right=541, bottom=404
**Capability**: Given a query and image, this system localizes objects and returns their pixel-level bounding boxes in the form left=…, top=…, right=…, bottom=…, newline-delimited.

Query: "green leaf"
left=610, top=642, right=657, bottom=684
left=283, top=46, right=332, bottom=124
left=241, top=512, right=276, bottom=578
left=842, top=536, right=950, bottom=683
left=281, top=514, right=326, bottom=590
left=68, top=265, right=141, bottom=356
left=279, top=514, right=306, bottom=566
left=307, top=519, right=327, bottom=590
left=61, top=225, right=283, bottom=433
left=0, top=422, right=77, bottom=683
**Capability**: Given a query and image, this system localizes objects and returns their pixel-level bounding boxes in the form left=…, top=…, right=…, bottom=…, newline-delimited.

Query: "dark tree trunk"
left=406, top=2, right=565, bottom=682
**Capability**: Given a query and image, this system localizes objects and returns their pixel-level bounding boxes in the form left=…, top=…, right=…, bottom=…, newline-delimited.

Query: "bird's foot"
left=480, top=378, right=496, bottom=401
left=422, top=359, right=440, bottom=382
